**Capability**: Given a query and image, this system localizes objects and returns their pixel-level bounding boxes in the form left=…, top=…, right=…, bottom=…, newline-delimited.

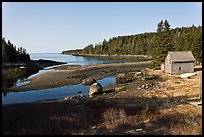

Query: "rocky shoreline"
left=2, top=59, right=66, bottom=91
left=8, top=61, right=150, bottom=91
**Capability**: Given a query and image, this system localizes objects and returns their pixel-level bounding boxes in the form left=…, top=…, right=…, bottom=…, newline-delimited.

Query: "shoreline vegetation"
left=2, top=59, right=66, bottom=91
left=62, top=53, right=152, bottom=61
left=2, top=38, right=66, bottom=91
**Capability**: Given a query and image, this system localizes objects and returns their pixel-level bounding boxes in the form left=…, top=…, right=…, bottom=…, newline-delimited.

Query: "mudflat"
left=9, top=61, right=150, bottom=91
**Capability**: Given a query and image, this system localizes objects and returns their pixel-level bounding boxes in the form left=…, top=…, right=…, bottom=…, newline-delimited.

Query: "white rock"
left=180, top=73, right=196, bottom=78
left=136, top=129, right=143, bottom=132
left=89, top=82, right=103, bottom=97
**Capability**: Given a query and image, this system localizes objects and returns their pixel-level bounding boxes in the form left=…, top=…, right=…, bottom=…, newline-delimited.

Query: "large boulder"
left=82, top=78, right=96, bottom=86
left=89, top=82, right=103, bottom=97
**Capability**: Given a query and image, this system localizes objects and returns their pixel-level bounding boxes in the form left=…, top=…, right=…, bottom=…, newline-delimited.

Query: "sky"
left=2, top=2, right=202, bottom=53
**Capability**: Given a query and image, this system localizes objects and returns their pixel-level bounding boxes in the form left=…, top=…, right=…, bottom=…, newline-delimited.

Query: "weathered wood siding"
left=165, top=53, right=195, bottom=74
left=165, top=54, right=172, bottom=73
left=171, top=62, right=194, bottom=74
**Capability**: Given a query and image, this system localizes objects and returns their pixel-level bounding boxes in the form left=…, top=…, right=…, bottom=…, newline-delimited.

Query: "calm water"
left=26, top=53, right=136, bottom=80
left=2, top=76, right=115, bottom=105
left=30, top=53, right=137, bottom=65
left=2, top=53, right=139, bottom=105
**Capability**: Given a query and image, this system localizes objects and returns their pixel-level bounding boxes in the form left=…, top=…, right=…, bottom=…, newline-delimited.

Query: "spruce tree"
left=150, top=20, right=174, bottom=68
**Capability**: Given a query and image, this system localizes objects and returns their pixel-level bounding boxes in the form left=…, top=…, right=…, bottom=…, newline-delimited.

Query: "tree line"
left=2, top=37, right=30, bottom=63
left=62, top=20, right=202, bottom=68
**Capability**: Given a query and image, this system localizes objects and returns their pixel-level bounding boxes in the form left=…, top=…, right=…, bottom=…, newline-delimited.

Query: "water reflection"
left=2, top=53, right=139, bottom=105
left=13, top=78, right=31, bottom=87
left=2, top=76, right=115, bottom=105
left=2, top=91, right=10, bottom=97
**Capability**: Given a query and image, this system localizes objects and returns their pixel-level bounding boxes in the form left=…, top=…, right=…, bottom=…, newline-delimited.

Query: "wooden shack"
left=164, top=51, right=195, bottom=74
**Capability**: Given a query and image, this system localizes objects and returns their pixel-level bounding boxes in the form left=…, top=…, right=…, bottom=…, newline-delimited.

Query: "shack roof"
left=167, top=51, right=195, bottom=62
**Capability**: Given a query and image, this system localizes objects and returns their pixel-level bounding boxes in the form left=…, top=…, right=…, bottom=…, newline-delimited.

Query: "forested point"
left=2, top=37, right=30, bottom=63
left=62, top=20, right=202, bottom=68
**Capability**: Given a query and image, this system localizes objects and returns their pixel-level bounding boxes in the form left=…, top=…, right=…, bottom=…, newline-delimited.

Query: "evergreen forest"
left=62, top=20, right=202, bottom=68
left=2, top=37, right=30, bottom=63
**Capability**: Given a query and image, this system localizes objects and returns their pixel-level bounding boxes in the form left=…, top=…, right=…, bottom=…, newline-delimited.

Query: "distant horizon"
left=2, top=2, right=202, bottom=53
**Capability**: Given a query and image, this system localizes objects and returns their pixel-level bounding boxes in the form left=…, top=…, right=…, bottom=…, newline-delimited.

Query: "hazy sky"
left=2, top=2, right=202, bottom=53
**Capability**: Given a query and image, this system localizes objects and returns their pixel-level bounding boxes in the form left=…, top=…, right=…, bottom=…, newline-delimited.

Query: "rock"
left=125, top=72, right=135, bottom=82
left=137, top=87, right=141, bottom=90
left=89, top=82, right=103, bottom=97
left=19, top=66, right=26, bottom=69
left=82, top=78, right=96, bottom=86
left=64, top=96, right=90, bottom=104
left=134, top=71, right=143, bottom=79
left=141, top=69, right=146, bottom=74
left=141, top=77, right=145, bottom=81
left=64, top=96, right=72, bottom=101
left=116, top=73, right=126, bottom=84
left=136, top=72, right=142, bottom=75
left=136, top=128, right=143, bottom=132
left=115, top=86, right=125, bottom=91
left=79, top=94, right=84, bottom=97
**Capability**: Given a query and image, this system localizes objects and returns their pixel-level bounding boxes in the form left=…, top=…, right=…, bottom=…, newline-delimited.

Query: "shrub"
left=102, top=108, right=127, bottom=129
left=142, top=105, right=151, bottom=117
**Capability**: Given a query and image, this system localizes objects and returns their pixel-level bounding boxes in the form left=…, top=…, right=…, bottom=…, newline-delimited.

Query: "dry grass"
left=107, top=65, right=202, bottom=135
left=2, top=66, right=202, bottom=135
left=152, top=106, right=202, bottom=135
left=102, top=108, right=127, bottom=129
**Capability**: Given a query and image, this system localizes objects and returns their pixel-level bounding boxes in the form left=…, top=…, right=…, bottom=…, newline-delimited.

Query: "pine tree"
left=2, top=38, right=30, bottom=63
left=192, top=37, right=202, bottom=64
left=150, top=20, right=164, bottom=68
left=163, top=20, right=174, bottom=52
left=150, top=20, right=174, bottom=68
left=2, top=37, right=8, bottom=62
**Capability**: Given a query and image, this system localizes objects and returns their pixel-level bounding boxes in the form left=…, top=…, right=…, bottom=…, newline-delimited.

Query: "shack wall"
left=171, top=62, right=194, bottom=74
left=165, top=54, right=172, bottom=73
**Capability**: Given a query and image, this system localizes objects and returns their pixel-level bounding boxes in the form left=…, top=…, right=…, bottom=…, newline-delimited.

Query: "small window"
left=179, top=67, right=181, bottom=71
